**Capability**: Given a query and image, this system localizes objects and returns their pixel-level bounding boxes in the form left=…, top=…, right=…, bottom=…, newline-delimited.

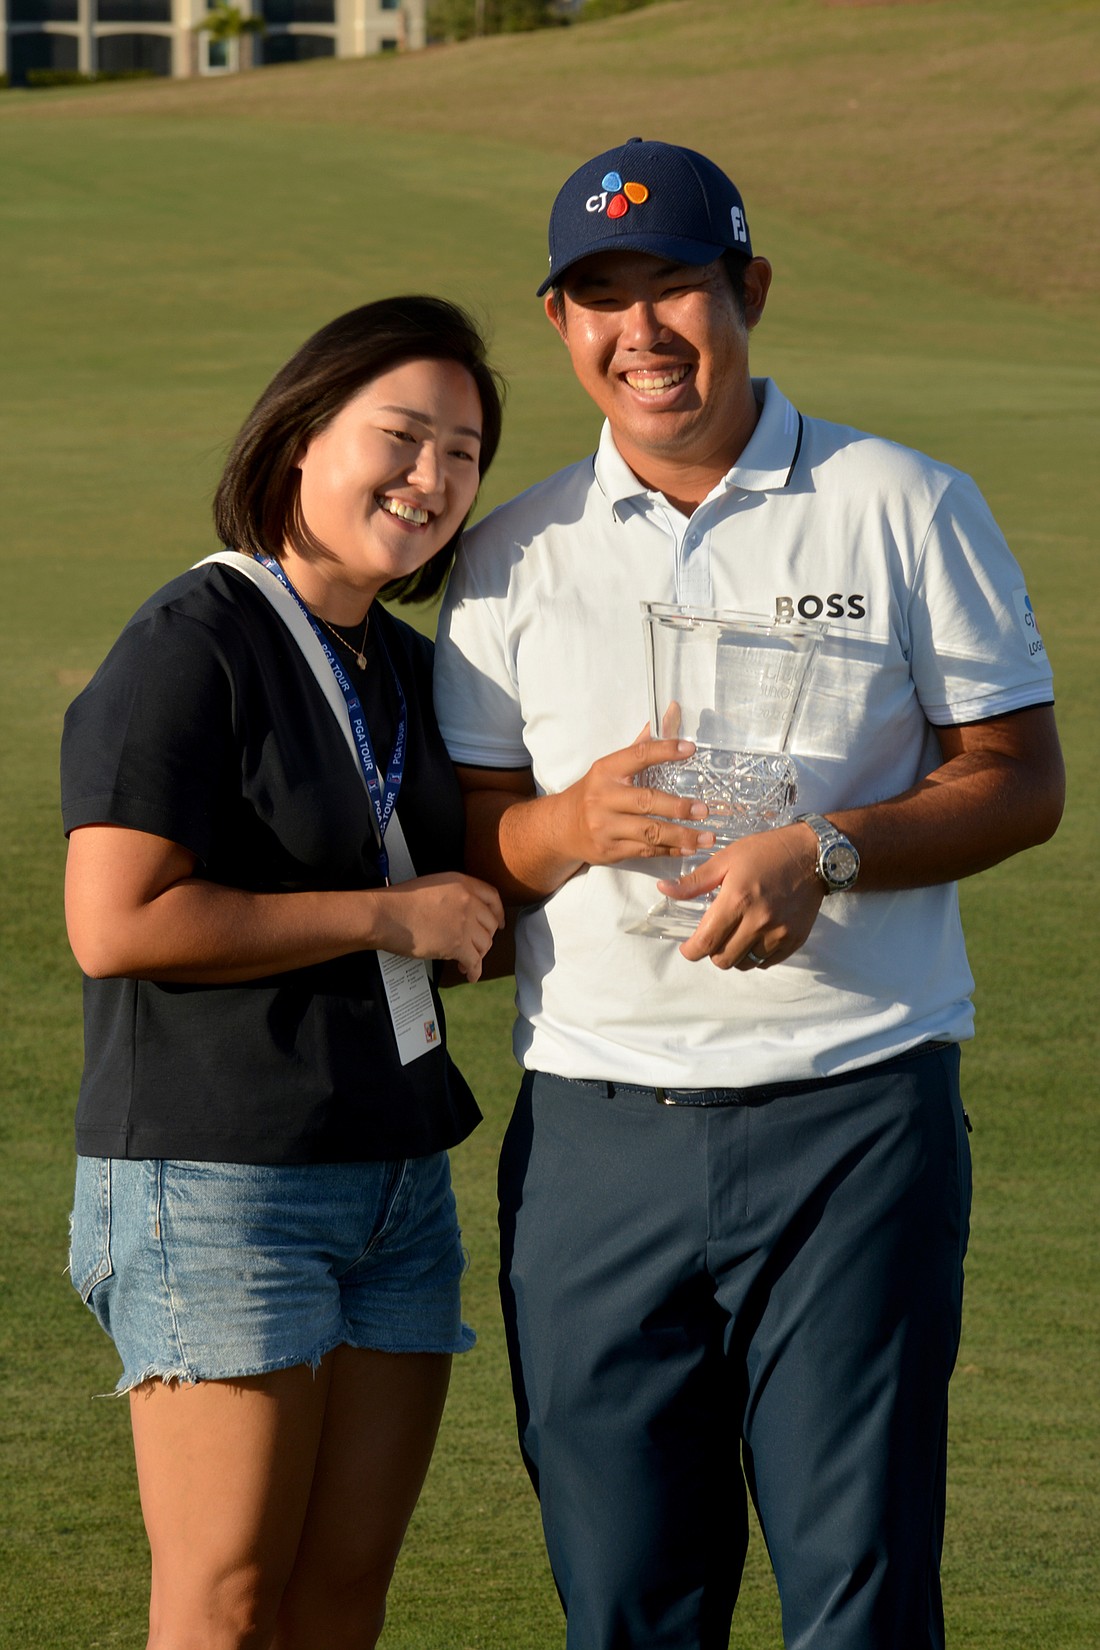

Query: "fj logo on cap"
left=586, top=171, right=650, bottom=220
left=731, top=205, right=748, bottom=243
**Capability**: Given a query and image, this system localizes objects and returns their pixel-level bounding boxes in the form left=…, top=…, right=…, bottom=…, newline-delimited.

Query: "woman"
left=62, top=296, right=506, bottom=1650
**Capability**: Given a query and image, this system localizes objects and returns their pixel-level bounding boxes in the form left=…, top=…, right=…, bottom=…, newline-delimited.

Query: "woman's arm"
left=65, top=824, right=504, bottom=985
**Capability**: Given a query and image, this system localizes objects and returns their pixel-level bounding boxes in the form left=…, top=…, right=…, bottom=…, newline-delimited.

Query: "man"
left=434, top=138, right=1064, bottom=1649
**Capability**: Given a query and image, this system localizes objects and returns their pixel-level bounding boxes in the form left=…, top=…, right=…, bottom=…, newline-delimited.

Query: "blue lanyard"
left=256, top=555, right=407, bottom=884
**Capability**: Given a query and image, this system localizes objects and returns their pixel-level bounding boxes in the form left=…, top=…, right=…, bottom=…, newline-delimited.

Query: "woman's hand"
left=368, top=873, right=505, bottom=983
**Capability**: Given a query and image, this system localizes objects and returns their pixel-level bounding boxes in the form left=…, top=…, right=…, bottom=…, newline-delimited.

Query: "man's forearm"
left=460, top=706, right=1066, bottom=933
left=463, top=787, right=586, bottom=905
left=457, top=736, right=717, bottom=905
left=825, top=705, right=1065, bottom=891
left=667, top=704, right=1065, bottom=969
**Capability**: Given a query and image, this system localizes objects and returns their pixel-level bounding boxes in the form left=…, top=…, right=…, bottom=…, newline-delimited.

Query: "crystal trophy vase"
left=630, top=603, right=822, bottom=940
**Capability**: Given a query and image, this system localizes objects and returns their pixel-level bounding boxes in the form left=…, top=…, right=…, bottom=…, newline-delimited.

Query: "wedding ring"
left=746, top=949, right=766, bottom=967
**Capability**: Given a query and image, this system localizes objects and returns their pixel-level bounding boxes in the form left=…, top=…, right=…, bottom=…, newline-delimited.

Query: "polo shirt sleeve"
left=906, top=472, right=1054, bottom=726
left=434, top=530, right=532, bottom=770
left=61, top=602, right=237, bottom=864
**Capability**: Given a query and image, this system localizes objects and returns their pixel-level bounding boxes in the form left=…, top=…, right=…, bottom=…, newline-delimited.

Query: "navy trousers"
left=498, top=1045, right=972, bottom=1650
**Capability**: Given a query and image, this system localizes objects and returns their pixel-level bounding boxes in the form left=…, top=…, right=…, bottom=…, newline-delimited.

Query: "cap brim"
left=536, top=232, right=732, bottom=296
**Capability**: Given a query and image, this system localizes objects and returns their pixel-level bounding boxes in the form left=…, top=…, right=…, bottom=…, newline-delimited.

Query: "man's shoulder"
left=799, top=408, right=965, bottom=501
left=464, top=453, right=600, bottom=553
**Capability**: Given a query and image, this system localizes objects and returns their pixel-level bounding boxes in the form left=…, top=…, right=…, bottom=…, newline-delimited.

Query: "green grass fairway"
left=1, top=1, right=1097, bottom=1643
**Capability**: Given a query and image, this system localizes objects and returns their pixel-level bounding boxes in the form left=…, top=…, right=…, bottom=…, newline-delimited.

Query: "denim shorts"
left=69, top=1151, right=475, bottom=1391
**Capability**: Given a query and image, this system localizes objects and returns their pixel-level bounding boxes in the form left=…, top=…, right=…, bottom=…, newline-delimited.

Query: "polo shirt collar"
left=593, top=378, right=803, bottom=515
left=593, top=421, right=652, bottom=514
left=727, top=378, right=804, bottom=493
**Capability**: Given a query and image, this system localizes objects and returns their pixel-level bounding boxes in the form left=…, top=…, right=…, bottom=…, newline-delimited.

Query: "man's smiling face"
left=546, top=250, right=770, bottom=503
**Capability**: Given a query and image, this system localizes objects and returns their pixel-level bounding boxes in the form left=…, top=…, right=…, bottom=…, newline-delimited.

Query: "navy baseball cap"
left=537, top=137, right=752, bottom=296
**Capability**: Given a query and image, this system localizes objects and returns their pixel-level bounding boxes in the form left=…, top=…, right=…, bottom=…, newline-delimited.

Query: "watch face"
left=822, top=842, right=859, bottom=888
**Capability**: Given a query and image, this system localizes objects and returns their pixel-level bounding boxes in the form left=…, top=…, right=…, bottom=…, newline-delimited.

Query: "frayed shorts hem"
left=71, top=1153, right=475, bottom=1392
left=104, top=1324, right=476, bottom=1396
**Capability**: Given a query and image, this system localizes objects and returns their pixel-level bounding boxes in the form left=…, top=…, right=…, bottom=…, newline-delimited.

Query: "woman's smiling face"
left=290, top=357, right=483, bottom=620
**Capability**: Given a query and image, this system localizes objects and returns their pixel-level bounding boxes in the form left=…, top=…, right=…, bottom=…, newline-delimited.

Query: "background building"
left=2, top=0, right=425, bottom=83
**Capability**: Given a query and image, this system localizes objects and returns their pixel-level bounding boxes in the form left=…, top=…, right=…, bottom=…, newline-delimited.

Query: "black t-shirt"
left=61, top=563, right=481, bottom=1164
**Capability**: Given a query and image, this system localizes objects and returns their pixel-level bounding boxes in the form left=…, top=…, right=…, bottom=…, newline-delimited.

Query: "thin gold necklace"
left=315, top=609, right=370, bottom=670
left=260, top=554, right=370, bottom=668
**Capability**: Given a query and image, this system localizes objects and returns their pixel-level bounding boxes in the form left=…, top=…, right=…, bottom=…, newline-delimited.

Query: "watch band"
left=795, top=812, right=860, bottom=893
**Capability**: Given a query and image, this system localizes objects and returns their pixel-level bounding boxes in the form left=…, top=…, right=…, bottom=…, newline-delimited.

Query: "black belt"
left=562, top=1042, right=954, bottom=1108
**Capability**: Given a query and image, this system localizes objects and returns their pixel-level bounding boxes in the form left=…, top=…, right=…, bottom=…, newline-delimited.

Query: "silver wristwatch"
left=795, top=813, right=860, bottom=894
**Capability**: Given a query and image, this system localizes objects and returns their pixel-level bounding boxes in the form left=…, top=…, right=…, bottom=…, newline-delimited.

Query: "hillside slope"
left=4, top=0, right=1097, bottom=313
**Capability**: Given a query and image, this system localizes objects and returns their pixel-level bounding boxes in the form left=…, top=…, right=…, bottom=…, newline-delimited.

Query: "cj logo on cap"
left=586, top=170, right=650, bottom=219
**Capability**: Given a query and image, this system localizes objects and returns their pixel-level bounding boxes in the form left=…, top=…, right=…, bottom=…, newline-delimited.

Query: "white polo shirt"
left=435, top=380, right=1054, bottom=1087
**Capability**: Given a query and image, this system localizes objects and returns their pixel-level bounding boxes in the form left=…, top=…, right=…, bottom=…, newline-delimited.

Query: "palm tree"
left=196, top=2, right=265, bottom=73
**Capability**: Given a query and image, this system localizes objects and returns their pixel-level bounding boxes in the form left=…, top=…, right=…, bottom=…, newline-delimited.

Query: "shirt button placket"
left=677, top=515, right=712, bottom=609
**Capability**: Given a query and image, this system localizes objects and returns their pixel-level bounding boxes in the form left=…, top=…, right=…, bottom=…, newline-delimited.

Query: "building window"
left=96, top=0, right=171, bottom=20
left=7, top=28, right=78, bottom=83
left=261, top=0, right=335, bottom=23
left=9, top=0, right=79, bottom=20
left=380, top=0, right=399, bottom=10
left=95, top=30, right=173, bottom=72
left=380, top=36, right=398, bottom=50
left=202, top=34, right=237, bottom=70
left=258, top=31, right=335, bottom=62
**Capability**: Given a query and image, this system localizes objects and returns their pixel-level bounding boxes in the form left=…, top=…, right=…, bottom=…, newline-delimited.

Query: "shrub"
left=25, top=68, right=158, bottom=88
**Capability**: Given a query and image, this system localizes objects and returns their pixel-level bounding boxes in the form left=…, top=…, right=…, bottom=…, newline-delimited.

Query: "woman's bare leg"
left=130, top=1360, right=334, bottom=1650
left=272, top=1347, right=452, bottom=1650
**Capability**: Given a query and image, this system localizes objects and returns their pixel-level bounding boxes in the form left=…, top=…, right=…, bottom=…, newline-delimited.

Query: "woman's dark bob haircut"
left=213, top=295, right=505, bottom=606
